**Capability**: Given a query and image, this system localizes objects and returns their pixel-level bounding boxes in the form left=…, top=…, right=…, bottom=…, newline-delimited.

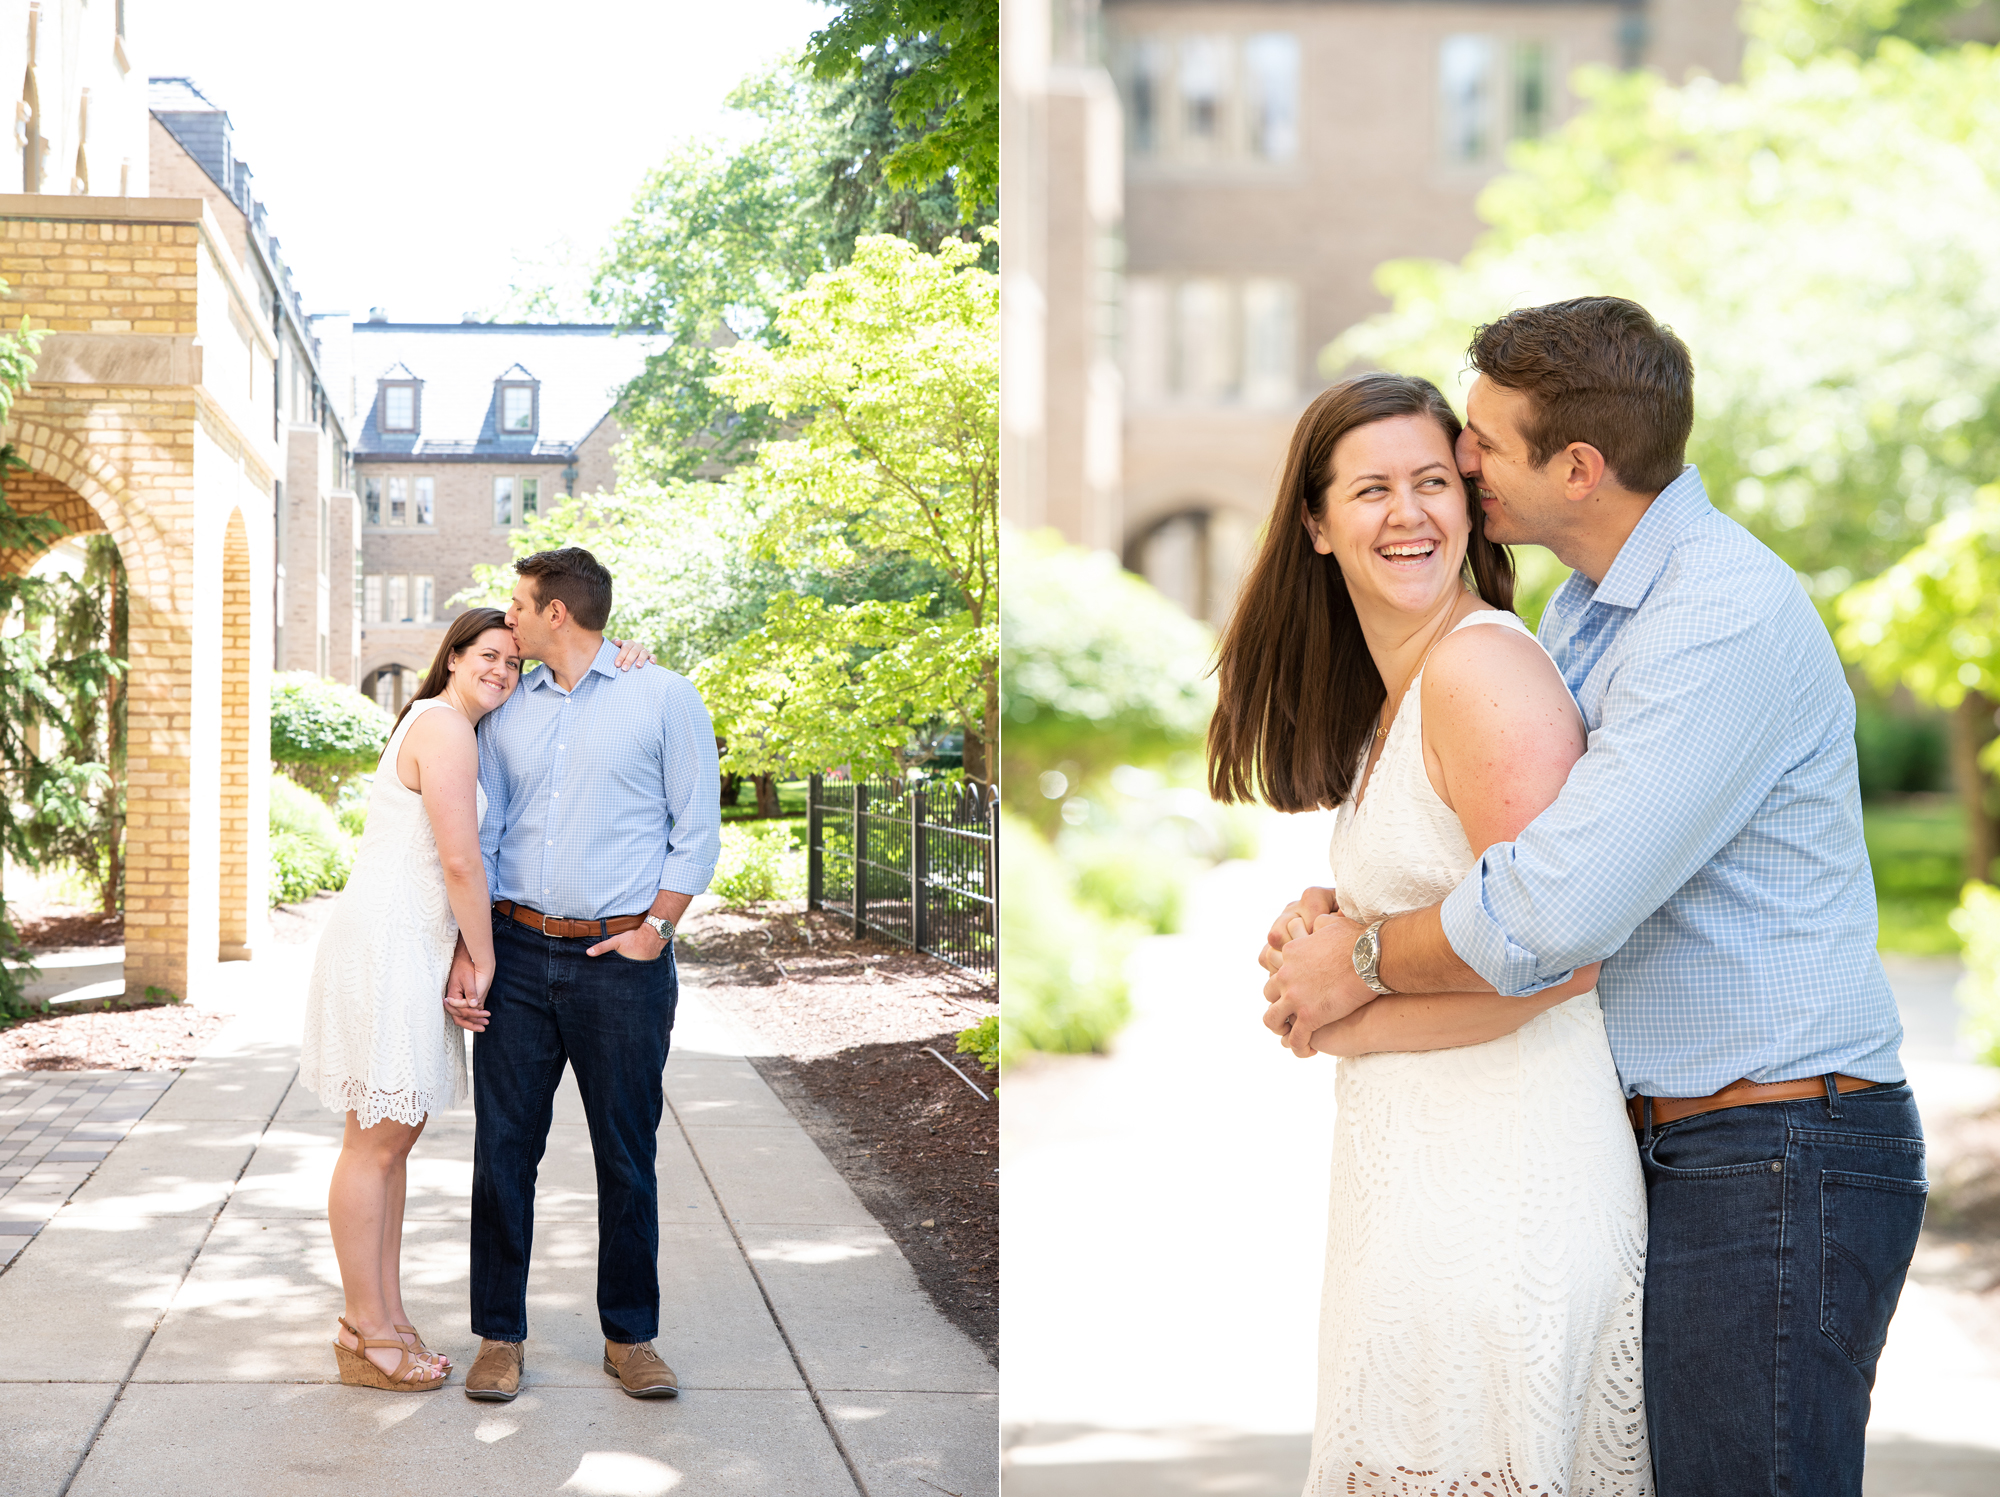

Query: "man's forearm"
left=650, top=889, right=693, bottom=927
left=1378, top=904, right=1493, bottom=995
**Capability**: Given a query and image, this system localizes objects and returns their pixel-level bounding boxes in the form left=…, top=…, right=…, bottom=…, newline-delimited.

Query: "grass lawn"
left=1864, top=795, right=1966, bottom=955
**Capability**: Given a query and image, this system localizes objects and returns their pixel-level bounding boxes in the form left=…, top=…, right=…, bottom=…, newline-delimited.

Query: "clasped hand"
left=1258, top=886, right=1374, bottom=1057
left=441, top=923, right=666, bottom=1033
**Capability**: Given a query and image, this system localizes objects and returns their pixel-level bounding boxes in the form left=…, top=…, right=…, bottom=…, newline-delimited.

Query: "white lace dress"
left=299, top=699, right=478, bottom=1128
left=1305, top=611, right=1650, bottom=1497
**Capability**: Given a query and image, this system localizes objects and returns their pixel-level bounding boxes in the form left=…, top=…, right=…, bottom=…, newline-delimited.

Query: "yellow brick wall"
left=218, top=510, right=251, bottom=958
left=0, top=218, right=199, bottom=335
left=0, top=468, right=107, bottom=573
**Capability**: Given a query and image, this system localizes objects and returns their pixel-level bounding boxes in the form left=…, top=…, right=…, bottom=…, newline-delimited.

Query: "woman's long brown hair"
left=392, top=607, right=513, bottom=732
left=1206, top=373, right=1516, bottom=813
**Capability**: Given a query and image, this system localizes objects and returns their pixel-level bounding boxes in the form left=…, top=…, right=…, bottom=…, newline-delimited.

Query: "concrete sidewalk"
left=0, top=931, right=996, bottom=1497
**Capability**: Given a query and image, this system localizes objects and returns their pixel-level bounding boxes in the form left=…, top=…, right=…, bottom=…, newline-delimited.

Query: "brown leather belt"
left=1627, top=1073, right=1880, bottom=1131
left=494, top=900, right=646, bottom=941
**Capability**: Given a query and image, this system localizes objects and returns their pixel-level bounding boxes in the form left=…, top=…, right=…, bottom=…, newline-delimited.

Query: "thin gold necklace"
left=1374, top=595, right=1469, bottom=742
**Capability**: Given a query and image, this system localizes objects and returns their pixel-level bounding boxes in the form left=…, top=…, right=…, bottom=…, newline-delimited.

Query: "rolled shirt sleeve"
left=1441, top=570, right=1794, bottom=997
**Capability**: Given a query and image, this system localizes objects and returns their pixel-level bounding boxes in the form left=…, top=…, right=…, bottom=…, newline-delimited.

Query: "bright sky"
left=140, top=0, right=830, bottom=324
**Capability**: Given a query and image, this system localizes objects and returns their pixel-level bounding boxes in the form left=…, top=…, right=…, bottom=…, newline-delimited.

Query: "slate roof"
left=349, top=323, right=657, bottom=461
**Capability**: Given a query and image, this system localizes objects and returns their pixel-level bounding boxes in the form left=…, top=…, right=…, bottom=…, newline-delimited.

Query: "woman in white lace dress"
left=299, top=608, right=644, bottom=1390
left=1208, top=374, right=1651, bottom=1494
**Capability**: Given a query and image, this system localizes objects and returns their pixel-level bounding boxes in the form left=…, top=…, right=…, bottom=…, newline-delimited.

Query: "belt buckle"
left=535, top=908, right=550, bottom=936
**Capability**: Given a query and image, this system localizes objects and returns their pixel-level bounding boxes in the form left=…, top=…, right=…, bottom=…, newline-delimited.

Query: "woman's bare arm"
left=1309, top=962, right=1602, bottom=1056
left=400, top=709, right=498, bottom=992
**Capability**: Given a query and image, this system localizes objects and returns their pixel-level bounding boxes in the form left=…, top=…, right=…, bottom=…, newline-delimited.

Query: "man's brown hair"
left=515, top=546, right=612, bottom=632
left=1468, top=296, right=1694, bottom=495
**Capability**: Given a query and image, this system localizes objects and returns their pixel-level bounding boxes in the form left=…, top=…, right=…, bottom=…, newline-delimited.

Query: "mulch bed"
left=1911, top=1096, right=2000, bottom=1349
left=11, top=908, right=123, bottom=949
left=676, top=901, right=998, bottom=1361
left=0, top=1003, right=226, bottom=1072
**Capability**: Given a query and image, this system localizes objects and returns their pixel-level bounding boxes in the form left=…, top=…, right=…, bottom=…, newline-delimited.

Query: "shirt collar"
left=1585, top=464, right=1712, bottom=611
left=523, top=639, right=620, bottom=693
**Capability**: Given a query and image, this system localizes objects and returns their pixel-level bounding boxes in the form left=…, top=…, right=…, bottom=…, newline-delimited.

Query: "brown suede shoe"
left=464, top=1338, right=523, bottom=1401
left=603, top=1340, right=679, bottom=1398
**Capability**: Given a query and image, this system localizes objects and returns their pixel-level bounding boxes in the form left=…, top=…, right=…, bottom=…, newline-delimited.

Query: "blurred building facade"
left=1002, top=0, right=1744, bottom=624
left=308, top=317, right=649, bottom=716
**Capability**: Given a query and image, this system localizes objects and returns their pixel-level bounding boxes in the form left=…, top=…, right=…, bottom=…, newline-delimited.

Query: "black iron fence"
left=808, top=773, right=997, bottom=979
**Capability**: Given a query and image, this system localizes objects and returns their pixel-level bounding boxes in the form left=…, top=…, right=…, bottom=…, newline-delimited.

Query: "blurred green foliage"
left=1866, top=798, right=1965, bottom=953
left=1000, top=527, right=1217, bottom=821
left=1853, top=700, right=1947, bottom=798
left=710, top=821, right=809, bottom=906
left=1744, top=0, right=1993, bottom=62
left=271, top=672, right=391, bottom=804
left=998, top=810, right=1134, bottom=1057
left=269, top=771, right=354, bottom=906
left=1952, top=879, right=2000, bottom=1061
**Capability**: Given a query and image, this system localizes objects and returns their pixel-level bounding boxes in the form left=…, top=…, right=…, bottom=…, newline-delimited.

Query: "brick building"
left=1004, top=0, right=1744, bottom=624
left=147, top=78, right=360, bottom=685
left=308, top=318, right=651, bottom=713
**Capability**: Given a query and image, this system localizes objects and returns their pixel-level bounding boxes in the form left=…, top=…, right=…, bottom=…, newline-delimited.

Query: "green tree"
left=706, top=232, right=998, bottom=784
left=1329, top=41, right=2000, bottom=602
left=1745, top=0, right=1993, bottom=62
left=588, top=57, right=987, bottom=481
left=1837, top=487, right=2000, bottom=881
left=270, top=672, right=392, bottom=804
left=805, top=0, right=999, bottom=218
left=999, top=526, right=1217, bottom=827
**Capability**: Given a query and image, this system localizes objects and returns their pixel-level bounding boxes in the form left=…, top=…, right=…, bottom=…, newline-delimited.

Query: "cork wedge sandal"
left=333, top=1317, right=449, bottom=1392
left=395, top=1323, right=449, bottom=1368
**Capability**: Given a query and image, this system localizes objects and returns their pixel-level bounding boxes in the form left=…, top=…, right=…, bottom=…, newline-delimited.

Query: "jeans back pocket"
left=1820, top=1168, right=1928, bottom=1364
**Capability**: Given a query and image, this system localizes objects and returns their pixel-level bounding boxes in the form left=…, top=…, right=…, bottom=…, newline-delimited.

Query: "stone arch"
left=218, top=508, right=253, bottom=960
left=0, top=468, right=108, bottom=575
left=3, top=426, right=164, bottom=585
left=361, top=656, right=426, bottom=716
left=1124, top=501, right=1262, bottom=627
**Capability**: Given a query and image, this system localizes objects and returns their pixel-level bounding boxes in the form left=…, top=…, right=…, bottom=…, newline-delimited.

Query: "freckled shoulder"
left=1422, top=616, right=1580, bottom=735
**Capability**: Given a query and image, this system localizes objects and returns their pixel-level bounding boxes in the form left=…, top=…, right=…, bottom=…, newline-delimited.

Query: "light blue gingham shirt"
left=478, top=640, right=721, bottom=921
left=1440, top=466, right=1905, bottom=1098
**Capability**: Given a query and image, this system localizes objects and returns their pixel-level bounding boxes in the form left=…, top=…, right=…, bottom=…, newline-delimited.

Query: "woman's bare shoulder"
left=1423, top=615, right=1580, bottom=736
left=404, top=702, right=476, bottom=754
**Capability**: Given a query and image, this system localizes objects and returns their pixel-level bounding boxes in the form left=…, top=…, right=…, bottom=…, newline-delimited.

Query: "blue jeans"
left=470, top=911, right=678, bottom=1344
left=1639, top=1081, right=1926, bottom=1497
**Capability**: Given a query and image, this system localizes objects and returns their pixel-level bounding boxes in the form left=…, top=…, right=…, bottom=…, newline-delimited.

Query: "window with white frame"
left=415, top=576, right=435, bottom=623
left=363, top=478, right=381, bottom=526
left=317, top=495, right=329, bottom=578
left=500, top=384, right=536, bottom=434
left=1175, top=279, right=1235, bottom=402
left=521, top=477, right=539, bottom=520
left=415, top=477, right=434, bottom=526
left=387, top=477, right=407, bottom=525
left=494, top=477, right=514, bottom=526
left=1241, top=280, right=1299, bottom=406
left=364, top=575, right=382, bottom=624
left=1121, top=30, right=1301, bottom=165
left=1440, top=35, right=1551, bottom=166
left=388, top=575, right=409, bottom=622
left=381, top=383, right=417, bottom=432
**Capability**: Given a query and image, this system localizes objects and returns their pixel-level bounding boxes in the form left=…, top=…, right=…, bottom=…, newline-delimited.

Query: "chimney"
left=366, top=308, right=387, bottom=323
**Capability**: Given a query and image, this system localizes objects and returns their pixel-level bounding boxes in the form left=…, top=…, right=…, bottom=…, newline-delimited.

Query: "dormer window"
left=501, top=385, right=535, bottom=434
left=496, top=365, right=540, bottom=437
left=379, top=379, right=419, bottom=432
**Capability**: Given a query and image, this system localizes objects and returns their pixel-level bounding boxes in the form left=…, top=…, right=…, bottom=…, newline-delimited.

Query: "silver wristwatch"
left=1352, top=918, right=1394, bottom=996
left=645, top=915, right=676, bottom=944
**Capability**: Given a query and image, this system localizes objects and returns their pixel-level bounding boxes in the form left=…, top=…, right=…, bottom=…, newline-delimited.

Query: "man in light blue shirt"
left=1262, top=299, right=1923, bottom=1496
left=444, top=546, right=719, bottom=1403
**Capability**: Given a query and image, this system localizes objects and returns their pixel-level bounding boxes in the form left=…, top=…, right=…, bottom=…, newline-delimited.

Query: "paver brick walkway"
left=0, top=1072, right=174, bottom=1268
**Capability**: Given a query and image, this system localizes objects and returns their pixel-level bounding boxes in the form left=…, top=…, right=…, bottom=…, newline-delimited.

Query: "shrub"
left=956, top=1014, right=998, bottom=1072
left=271, top=673, right=391, bottom=803
left=1951, top=881, right=2000, bottom=1066
left=1854, top=702, right=1947, bottom=798
left=269, top=771, right=354, bottom=904
left=998, top=811, right=1133, bottom=1057
left=710, top=821, right=807, bottom=906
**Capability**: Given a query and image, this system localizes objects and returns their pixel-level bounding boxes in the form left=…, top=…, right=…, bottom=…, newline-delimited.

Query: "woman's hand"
left=610, top=638, right=654, bottom=671
left=1259, top=886, right=1338, bottom=974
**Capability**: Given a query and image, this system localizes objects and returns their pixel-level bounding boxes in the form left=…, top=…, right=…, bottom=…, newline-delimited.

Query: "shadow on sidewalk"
left=1002, top=1425, right=1307, bottom=1496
